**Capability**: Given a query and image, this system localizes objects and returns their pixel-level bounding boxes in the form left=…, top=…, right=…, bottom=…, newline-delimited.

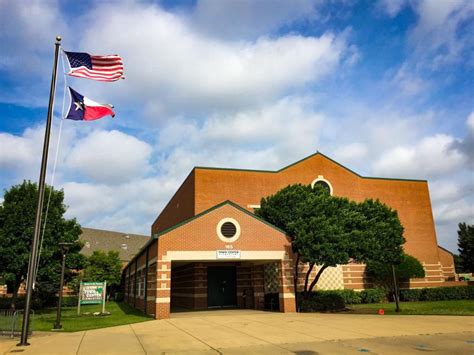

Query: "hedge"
left=0, top=296, right=78, bottom=310
left=399, top=286, right=474, bottom=302
left=304, top=289, right=386, bottom=305
left=299, top=292, right=346, bottom=312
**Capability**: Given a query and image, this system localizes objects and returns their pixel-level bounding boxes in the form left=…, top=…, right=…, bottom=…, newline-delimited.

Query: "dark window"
left=314, top=180, right=331, bottom=193
left=221, top=222, right=237, bottom=238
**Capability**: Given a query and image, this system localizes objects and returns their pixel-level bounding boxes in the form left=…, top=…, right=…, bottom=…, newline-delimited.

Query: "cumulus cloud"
left=390, top=0, right=474, bottom=69
left=376, top=0, right=409, bottom=17
left=451, top=112, right=474, bottom=167
left=191, top=0, right=318, bottom=39
left=0, top=128, right=41, bottom=171
left=76, top=2, right=350, bottom=118
left=373, top=134, right=466, bottom=179
left=63, top=177, right=180, bottom=235
left=66, top=130, right=152, bottom=184
left=156, top=96, right=324, bottom=176
left=0, top=0, right=71, bottom=106
left=332, top=143, right=368, bottom=164
left=390, top=64, right=428, bottom=97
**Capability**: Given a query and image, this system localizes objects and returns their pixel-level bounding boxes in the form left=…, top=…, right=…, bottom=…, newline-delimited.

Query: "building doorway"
left=207, top=266, right=237, bottom=308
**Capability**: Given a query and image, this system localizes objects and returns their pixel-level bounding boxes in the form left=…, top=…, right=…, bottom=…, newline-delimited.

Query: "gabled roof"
left=80, top=227, right=149, bottom=262
left=194, top=151, right=427, bottom=183
left=155, top=200, right=287, bottom=238
left=129, top=200, right=287, bottom=267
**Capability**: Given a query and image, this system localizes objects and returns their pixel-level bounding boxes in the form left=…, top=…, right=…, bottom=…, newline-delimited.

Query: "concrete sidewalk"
left=1, top=310, right=473, bottom=354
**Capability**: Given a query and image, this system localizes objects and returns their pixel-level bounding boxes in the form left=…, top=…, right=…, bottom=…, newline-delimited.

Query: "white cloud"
left=332, top=143, right=368, bottom=163
left=450, top=111, right=474, bottom=168
left=0, top=128, right=41, bottom=171
left=434, top=199, right=474, bottom=225
left=0, top=0, right=71, bottom=106
left=410, top=0, right=474, bottom=68
left=376, top=0, right=409, bottom=17
left=390, top=64, right=428, bottom=97
left=373, top=134, right=466, bottom=179
left=191, top=0, right=317, bottom=39
left=62, top=177, right=179, bottom=235
left=156, top=96, right=324, bottom=175
left=77, top=2, right=350, bottom=117
left=66, top=130, right=152, bottom=184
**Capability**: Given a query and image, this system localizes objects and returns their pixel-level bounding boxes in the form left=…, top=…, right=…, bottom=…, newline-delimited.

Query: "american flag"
left=64, top=51, right=124, bottom=82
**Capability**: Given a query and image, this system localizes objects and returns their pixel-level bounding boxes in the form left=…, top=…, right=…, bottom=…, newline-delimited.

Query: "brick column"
left=251, top=265, right=265, bottom=310
left=155, top=258, right=171, bottom=319
left=278, top=259, right=296, bottom=313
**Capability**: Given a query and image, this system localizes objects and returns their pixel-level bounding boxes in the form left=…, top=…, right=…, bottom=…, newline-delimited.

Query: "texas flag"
left=65, top=87, right=115, bottom=121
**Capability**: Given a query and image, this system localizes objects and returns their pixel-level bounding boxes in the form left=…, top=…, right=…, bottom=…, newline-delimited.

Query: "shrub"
left=399, top=286, right=474, bottom=302
left=399, top=289, right=422, bottom=302
left=61, top=296, right=79, bottom=307
left=360, top=288, right=385, bottom=303
left=0, top=297, right=42, bottom=310
left=299, top=292, right=346, bottom=312
left=338, top=289, right=362, bottom=304
left=113, top=292, right=124, bottom=302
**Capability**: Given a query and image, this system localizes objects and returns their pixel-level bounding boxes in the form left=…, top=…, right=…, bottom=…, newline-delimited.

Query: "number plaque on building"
left=216, top=250, right=241, bottom=259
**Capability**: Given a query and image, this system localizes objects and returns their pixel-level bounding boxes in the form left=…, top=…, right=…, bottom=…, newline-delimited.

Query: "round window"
left=217, top=218, right=241, bottom=243
left=221, top=221, right=237, bottom=238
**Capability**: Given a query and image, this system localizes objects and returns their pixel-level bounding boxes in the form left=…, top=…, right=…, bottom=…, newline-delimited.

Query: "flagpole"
left=18, top=35, right=62, bottom=347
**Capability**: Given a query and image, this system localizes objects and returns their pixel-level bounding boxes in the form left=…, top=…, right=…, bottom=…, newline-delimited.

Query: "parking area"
left=1, top=309, right=473, bottom=354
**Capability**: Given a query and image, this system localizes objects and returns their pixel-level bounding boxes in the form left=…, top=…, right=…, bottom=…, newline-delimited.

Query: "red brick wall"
left=157, top=204, right=292, bottom=254
left=151, top=170, right=195, bottom=235
left=193, top=153, right=444, bottom=265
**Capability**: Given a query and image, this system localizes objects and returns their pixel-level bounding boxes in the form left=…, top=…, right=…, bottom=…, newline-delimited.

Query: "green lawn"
left=348, top=300, right=474, bottom=316
left=32, top=301, right=153, bottom=332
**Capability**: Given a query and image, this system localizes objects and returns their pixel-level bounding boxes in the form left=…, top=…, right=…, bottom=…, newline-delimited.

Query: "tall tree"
left=83, top=250, right=122, bottom=299
left=458, top=222, right=474, bottom=273
left=256, top=184, right=314, bottom=306
left=257, top=184, right=405, bottom=299
left=0, top=181, right=85, bottom=309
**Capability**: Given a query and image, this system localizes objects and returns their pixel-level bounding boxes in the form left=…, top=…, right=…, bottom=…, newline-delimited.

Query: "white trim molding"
left=216, top=217, right=241, bottom=243
left=311, top=175, right=333, bottom=195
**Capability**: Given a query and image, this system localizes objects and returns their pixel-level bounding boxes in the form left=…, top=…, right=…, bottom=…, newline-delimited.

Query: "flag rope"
left=33, top=51, right=69, bottom=286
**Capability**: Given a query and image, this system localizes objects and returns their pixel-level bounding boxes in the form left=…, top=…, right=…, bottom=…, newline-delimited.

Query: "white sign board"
left=216, top=250, right=241, bottom=259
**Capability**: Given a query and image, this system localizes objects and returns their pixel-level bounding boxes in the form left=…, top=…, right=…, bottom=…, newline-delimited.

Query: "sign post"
left=77, top=281, right=107, bottom=315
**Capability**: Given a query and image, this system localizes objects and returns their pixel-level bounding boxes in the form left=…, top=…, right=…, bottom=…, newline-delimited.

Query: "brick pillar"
left=251, top=265, right=265, bottom=310
left=194, top=263, right=207, bottom=309
left=278, top=259, right=296, bottom=313
left=155, top=259, right=171, bottom=319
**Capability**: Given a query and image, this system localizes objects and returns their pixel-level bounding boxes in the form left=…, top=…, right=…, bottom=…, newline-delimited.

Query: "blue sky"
left=0, top=0, right=472, bottom=252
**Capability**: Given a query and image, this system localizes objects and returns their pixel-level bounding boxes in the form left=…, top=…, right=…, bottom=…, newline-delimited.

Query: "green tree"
left=458, top=222, right=474, bottom=273
left=453, top=254, right=465, bottom=273
left=83, top=250, right=122, bottom=299
left=256, top=184, right=314, bottom=303
left=257, top=184, right=405, bottom=300
left=366, top=253, right=425, bottom=291
left=0, top=181, right=85, bottom=309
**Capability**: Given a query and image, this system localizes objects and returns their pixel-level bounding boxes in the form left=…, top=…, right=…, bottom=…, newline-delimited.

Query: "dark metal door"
left=207, top=266, right=237, bottom=308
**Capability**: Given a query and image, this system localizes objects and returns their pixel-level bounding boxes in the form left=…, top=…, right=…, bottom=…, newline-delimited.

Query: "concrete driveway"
left=1, top=309, right=473, bottom=354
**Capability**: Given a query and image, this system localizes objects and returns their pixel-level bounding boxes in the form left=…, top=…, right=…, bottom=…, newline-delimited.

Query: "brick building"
left=122, top=152, right=458, bottom=319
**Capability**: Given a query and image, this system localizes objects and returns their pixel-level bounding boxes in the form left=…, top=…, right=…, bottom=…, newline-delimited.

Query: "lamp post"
left=53, top=242, right=73, bottom=330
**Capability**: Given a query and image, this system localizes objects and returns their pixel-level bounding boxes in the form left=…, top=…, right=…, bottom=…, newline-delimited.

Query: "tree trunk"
left=303, top=263, right=315, bottom=299
left=293, top=253, right=300, bottom=312
left=10, top=277, right=20, bottom=310
left=307, top=264, right=329, bottom=294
